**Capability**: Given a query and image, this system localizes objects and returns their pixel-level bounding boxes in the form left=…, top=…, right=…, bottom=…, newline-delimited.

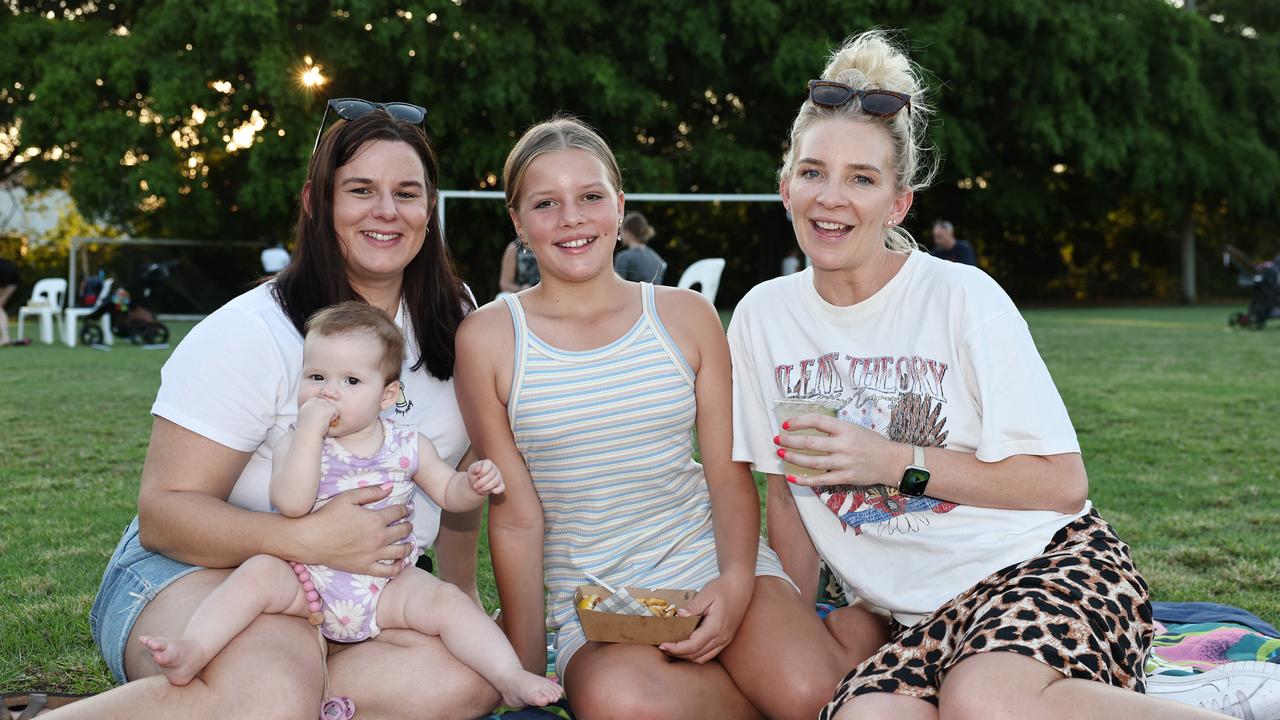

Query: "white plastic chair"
left=676, top=258, right=726, bottom=306
left=16, top=278, right=67, bottom=345
left=63, top=277, right=115, bottom=347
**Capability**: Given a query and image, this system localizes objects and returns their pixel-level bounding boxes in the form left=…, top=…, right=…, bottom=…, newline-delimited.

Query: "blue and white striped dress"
left=502, top=283, right=789, bottom=676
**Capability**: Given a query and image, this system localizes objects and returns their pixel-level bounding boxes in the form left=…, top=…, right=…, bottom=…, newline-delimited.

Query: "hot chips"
left=639, top=597, right=678, bottom=617
left=577, top=593, right=678, bottom=616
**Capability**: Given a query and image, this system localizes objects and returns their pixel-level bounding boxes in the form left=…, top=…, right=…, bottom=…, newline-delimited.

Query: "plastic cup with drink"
left=772, top=398, right=844, bottom=477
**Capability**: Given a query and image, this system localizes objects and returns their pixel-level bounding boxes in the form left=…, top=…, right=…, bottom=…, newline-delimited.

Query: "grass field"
left=1, top=304, right=1278, bottom=693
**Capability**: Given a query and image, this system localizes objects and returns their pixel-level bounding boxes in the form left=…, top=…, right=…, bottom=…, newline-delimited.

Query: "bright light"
left=300, top=65, right=327, bottom=88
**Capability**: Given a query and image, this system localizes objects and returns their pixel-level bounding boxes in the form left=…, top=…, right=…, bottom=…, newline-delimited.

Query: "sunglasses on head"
left=311, top=98, right=429, bottom=154
left=807, top=80, right=911, bottom=118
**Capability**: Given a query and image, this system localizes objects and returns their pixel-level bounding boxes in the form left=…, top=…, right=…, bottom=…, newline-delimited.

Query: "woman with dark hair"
left=54, top=104, right=497, bottom=719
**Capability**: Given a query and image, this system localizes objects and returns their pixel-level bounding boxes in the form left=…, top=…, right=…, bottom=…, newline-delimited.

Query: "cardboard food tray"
left=574, top=585, right=700, bottom=645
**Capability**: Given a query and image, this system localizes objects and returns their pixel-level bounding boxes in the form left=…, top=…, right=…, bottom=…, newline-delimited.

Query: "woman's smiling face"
left=332, top=139, right=432, bottom=291
left=781, top=117, right=912, bottom=273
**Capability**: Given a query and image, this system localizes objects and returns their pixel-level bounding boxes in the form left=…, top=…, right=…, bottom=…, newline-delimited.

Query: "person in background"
left=614, top=211, right=667, bottom=284
left=930, top=219, right=976, bottom=265
left=781, top=248, right=802, bottom=276
left=0, top=257, right=18, bottom=346
left=730, top=29, right=1236, bottom=720
left=260, top=238, right=291, bottom=274
left=496, top=237, right=541, bottom=297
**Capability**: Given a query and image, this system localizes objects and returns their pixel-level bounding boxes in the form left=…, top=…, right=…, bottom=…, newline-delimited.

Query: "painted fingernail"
left=776, top=448, right=786, bottom=458
left=786, top=475, right=797, bottom=483
left=773, top=435, right=781, bottom=445
left=782, top=420, right=790, bottom=430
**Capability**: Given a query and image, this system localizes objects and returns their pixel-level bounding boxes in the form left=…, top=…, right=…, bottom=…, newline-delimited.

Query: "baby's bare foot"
left=138, top=635, right=206, bottom=686
left=496, top=670, right=563, bottom=708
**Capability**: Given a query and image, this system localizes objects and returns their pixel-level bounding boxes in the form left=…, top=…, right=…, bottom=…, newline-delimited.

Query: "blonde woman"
left=730, top=30, right=1238, bottom=720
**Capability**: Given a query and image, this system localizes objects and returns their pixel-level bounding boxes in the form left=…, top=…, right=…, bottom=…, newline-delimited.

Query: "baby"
left=139, top=302, right=561, bottom=709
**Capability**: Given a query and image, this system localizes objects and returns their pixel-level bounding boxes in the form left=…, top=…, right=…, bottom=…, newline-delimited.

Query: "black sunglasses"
left=807, top=80, right=911, bottom=118
left=311, top=98, right=429, bottom=154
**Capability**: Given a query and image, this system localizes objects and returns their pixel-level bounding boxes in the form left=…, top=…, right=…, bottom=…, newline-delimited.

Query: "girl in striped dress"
left=456, top=117, right=882, bottom=720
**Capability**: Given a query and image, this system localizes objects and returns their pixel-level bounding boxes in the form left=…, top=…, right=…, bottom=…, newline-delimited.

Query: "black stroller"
left=1223, top=245, right=1280, bottom=330
left=78, top=262, right=173, bottom=345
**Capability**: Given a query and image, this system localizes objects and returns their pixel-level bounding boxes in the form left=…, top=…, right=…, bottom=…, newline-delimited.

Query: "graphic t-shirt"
left=729, top=252, right=1088, bottom=625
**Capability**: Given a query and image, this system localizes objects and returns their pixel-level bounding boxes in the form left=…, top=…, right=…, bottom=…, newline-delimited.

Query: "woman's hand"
left=773, top=412, right=905, bottom=488
left=657, top=572, right=753, bottom=664
left=300, top=484, right=413, bottom=576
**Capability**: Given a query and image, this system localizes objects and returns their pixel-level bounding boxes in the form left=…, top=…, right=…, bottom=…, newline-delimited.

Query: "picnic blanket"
left=483, top=601, right=1280, bottom=719
left=1146, top=601, right=1280, bottom=678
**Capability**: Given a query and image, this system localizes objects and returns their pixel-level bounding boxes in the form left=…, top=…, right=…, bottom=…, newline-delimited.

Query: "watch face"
left=900, top=467, right=931, bottom=496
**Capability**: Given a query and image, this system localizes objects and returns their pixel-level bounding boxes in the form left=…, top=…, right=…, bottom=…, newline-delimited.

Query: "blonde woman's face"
left=781, top=118, right=912, bottom=273
left=508, top=149, right=624, bottom=281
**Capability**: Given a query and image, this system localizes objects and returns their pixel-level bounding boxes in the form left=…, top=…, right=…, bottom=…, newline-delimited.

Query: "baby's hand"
left=298, top=397, right=339, bottom=435
left=467, top=459, right=504, bottom=495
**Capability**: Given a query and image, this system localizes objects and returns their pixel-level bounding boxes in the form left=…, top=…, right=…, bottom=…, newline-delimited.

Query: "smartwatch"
left=899, top=445, right=931, bottom=497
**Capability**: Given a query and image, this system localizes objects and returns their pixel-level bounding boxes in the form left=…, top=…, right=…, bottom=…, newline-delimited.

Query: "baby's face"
left=298, top=331, right=392, bottom=435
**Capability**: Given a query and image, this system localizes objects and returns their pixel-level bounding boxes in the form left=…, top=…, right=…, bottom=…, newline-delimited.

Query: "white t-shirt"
left=729, top=252, right=1088, bottom=625
left=152, top=282, right=469, bottom=548
left=260, top=247, right=290, bottom=273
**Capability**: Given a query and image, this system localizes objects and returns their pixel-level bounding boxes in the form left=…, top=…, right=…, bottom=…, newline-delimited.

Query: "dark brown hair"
left=304, top=302, right=405, bottom=382
left=274, top=110, right=473, bottom=380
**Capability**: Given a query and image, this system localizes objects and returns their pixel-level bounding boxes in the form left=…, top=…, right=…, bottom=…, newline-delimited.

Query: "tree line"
left=2, top=0, right=1277, bottom=305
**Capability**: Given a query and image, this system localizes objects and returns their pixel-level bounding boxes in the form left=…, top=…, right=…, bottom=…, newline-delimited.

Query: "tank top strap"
left=500, top=293, right=531, bottom=425
left=638, top=282, right=696, bottom=388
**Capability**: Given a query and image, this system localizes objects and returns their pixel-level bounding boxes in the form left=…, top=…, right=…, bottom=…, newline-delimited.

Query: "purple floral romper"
left=304, top=418, right=420, bottom=642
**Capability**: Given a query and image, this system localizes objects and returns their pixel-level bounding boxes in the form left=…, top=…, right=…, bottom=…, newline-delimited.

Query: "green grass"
left=2, top=305, right=1278, bottom=693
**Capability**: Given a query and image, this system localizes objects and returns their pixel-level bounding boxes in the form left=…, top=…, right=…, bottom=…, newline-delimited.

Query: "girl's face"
left=331, top=139, right=432, bottom=291
left=297, top=331, right=398, bottom=436
left=780, top=118, right=913, bottom=273
left=508, top=149, right=624, bottom=283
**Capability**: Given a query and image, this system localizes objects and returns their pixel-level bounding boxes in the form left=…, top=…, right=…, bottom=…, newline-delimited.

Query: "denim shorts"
left=89, top=516, right=202, bottom=683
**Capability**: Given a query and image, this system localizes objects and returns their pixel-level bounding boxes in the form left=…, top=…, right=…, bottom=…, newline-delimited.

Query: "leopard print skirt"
left=821, top=509, right=1153, bottom=716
